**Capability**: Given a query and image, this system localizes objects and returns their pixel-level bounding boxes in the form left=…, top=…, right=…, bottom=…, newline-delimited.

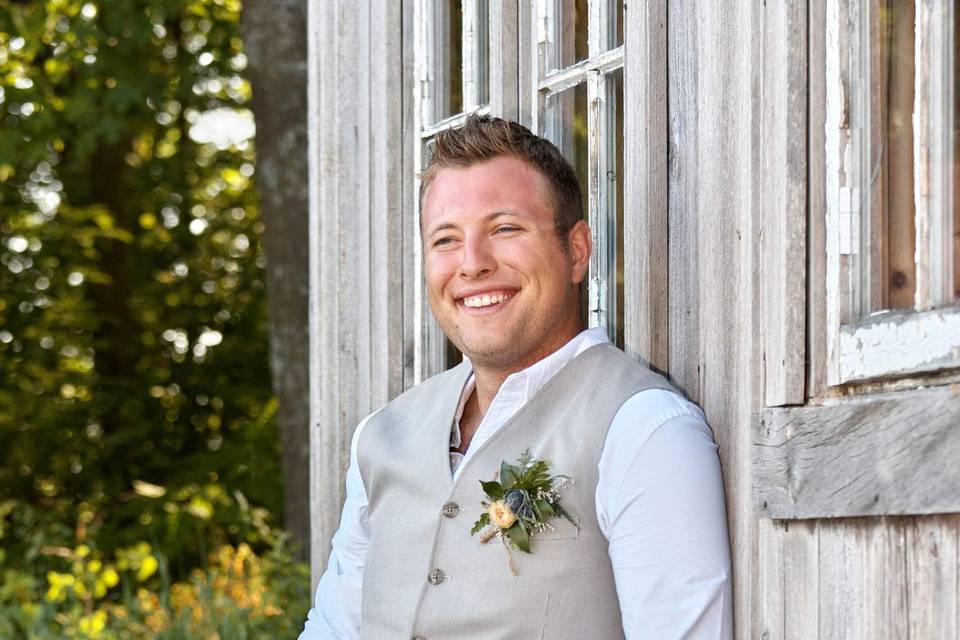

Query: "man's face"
left=421, top=155, right=591, bottom=373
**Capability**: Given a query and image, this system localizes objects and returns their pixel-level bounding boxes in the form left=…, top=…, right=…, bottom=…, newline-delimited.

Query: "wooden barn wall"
left=664, top=1, right=759, bottom=637
left=753, top=2, right=960, bottom=639
left=306, top=0, right=408, bottom=584
left=302, top=0, right=960, bottom=634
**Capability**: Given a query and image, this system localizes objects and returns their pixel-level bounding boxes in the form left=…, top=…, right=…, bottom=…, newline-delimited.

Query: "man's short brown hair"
left=419, top=115, right=583, bottom=239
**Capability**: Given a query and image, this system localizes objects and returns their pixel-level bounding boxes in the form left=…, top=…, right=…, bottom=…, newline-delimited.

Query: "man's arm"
left=298, top=415, right=373, bottom=639
left=597, top=389, right=733, bottom=640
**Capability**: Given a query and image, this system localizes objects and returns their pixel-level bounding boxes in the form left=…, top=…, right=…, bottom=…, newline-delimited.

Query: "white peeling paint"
left=839, top=307, right=960, bottom=381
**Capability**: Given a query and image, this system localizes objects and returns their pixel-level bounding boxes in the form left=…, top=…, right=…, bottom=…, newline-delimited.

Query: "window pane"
left=542, top=82, right=589, bottom=216
left=476, top=0, right=489, bottom=105
left=542, top=82, right=589, bottom=322
left=611, top=0, right=624, bottom=49
left=607, top=68, right=624, bottom=348
left=550, top=0, right=589, bottom=71
left=436, top=0, right=463, bottom=120
left=862, top=0, right=916, bottom=313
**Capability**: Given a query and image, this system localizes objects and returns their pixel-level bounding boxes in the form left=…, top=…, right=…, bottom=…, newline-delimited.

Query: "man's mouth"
left=459, top=290, right=516, bottom=309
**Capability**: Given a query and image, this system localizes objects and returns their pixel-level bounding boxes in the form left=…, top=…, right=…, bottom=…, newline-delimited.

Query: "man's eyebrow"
left=425, top=211, right=519, bottom=236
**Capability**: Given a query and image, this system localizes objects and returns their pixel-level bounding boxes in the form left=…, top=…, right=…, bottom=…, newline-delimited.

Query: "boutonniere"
left=470, top=449, right=576, bottom=575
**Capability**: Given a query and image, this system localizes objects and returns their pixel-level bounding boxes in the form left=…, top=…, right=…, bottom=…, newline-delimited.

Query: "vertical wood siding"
left=306, top=0, right=406, bottom=584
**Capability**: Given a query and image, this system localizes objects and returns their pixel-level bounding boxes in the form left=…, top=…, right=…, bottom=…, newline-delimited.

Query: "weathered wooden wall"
left=306, top=0, right=407, bottom=583
left=664, top=1, right=758, bottom=636
left=303, top=0, right=960, bottom=635
left=752, top=2, right=960, bottom=638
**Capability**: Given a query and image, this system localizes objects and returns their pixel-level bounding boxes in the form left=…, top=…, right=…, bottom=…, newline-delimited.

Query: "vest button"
left=428, top=568, right=445, bottom=585
left=441, top=501, right=459, bottom=518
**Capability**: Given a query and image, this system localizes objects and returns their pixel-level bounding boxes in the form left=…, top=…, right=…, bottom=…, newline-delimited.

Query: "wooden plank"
left=306, top=0, right=408, bottom=585
left=906, top=515, right=960, bottom=639
left=838, top=305, right=960, bottom=382
left=671, top=3, right=757, bottom=638
left=817, top=520, right=861, bottom=639
left=666, top=0, right=700, bottom=402
left=756, top=518, right=785, bottom=640
left=402, top=0, right=417, bottom=390
left=489, top=0, right=519, bottom=120
left=622, top=0, right=668, bottom=373
left=760, top=0, right=807, bottom=406
left=369, top=0, right=406, bottom=406
left=807, top=0, right=828, bottom=400
left=754, top=384, right=960, bottom=519
left=781, top=520, right=819, bottom=640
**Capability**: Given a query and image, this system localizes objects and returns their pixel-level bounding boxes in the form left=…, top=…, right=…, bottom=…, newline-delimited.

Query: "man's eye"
left=494, top=225, right=519, bottom=234
left=432, top=236, right=454, bottom=247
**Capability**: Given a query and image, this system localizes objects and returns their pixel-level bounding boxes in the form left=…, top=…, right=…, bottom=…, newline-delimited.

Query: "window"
left=412, top=0, right=627, bottom=379
left=534, top=0, right=625, bottom=347
left=825, top=0, right=960, bottom=384
left=413, top=0, right=491, bottom=380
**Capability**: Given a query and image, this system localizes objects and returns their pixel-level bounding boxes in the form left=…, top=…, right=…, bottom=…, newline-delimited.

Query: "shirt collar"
left=451, top=326, right=610, bottom=448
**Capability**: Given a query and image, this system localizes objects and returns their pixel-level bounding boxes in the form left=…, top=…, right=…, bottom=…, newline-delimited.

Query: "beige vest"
left=357, top=344, right=676, bottom=640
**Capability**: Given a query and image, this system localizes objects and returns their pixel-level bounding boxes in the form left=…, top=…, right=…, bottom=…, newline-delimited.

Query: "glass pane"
left=542, top=82, right=589, bottom=323
left=551, top=0, right=589, bottom=71
left=611, top=0, right=624, bottom=49
left=542, top=83, right=589, bottom=217
left=606, top=68, right=624, bottom=348
left=862, top=0, right=916, bottom=313
left=437, top=0, right=463, bottom=120
left=477, top=0, right=489, bottom=106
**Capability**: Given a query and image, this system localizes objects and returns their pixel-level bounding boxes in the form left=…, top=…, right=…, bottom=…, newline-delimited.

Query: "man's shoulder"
left=574, top=343, right=677, bottom=394
left=361, top=360, right=471, bottom=436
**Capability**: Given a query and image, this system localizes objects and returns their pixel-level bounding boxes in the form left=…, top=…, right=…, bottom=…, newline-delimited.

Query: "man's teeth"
left=463, top=293, right=512, bottom=308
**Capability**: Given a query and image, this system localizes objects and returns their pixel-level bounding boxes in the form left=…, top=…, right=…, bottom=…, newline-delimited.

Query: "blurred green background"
left=0, top=0, right=310, bottom=636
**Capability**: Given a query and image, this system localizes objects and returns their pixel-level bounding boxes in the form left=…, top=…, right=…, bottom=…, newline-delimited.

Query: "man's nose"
left=459, top=235, right=496, bottom=279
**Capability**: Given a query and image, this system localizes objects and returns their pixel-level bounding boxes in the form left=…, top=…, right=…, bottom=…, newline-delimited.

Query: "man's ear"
left=567, top=220, right=592, bottom=284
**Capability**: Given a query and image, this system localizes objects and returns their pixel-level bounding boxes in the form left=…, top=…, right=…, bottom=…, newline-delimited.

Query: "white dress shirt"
left=300, top=328, right=732, bottom=639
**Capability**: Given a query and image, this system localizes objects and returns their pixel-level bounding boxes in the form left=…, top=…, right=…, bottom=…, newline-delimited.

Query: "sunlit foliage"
left=0, top=0, right=297, bottom=633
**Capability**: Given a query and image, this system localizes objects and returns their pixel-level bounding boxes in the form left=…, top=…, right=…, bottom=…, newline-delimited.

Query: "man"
left=300, top=116, right=732, bottom=639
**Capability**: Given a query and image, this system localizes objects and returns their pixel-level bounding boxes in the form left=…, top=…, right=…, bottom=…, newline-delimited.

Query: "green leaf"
left=505, top=522, right=530, bottom=553
left=471, top=512, right=490, bottom=535
left=535, top=499, right=555, bottom=517
left=480, top=480, right=505, bottom=500
left=499, top=461, right=519, bottom=489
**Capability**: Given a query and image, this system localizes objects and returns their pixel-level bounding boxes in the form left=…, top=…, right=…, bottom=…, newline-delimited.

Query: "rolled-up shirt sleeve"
left=597, top=390, right=733, bottom=639
left=299, top=415, right=373, bottom=640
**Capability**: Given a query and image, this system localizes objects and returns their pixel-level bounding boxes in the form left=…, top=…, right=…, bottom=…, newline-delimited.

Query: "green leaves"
left=505, top=522, right=530, bottom=553
left=470, top=512, right=489, bottom=536
left=479, top=480, right=504, bottom=501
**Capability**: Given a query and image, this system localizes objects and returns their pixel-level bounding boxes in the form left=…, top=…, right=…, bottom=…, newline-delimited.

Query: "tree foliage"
left=0, top=0, right=283, bottom=587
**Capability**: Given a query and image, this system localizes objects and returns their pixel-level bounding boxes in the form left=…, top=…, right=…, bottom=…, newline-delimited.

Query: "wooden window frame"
left=532, top=0, right=625, bottom=343
left=824, top=0, right=960, bottom=386
left=753, top=0, right=960, bottom=521
left=410, top=0, right=666, bottom=381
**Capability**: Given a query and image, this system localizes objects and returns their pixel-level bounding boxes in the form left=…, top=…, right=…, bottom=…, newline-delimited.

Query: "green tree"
left=0, top=0, right=281, bottom=578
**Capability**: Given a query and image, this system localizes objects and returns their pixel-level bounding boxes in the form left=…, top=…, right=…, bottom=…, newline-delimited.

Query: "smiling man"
left=300, top=116, right=732, bottom=639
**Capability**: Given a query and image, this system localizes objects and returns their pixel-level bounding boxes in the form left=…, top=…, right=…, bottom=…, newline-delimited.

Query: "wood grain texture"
left=807, top=0, right=828, bottom=400
left=810, top=516, right=960, bottom=640
left=761, top=0, right=807, bottom=406
left=666, top=3, right=758, bottom=638
left=489, top=0, right=519, bottom=120
left=622, top=0, right=668, bottom=374
left=666, top=0, right=700, bottom=403
left=306, top=0, right=407, bottom=584
left=754, top=384, right=960, bottom=519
